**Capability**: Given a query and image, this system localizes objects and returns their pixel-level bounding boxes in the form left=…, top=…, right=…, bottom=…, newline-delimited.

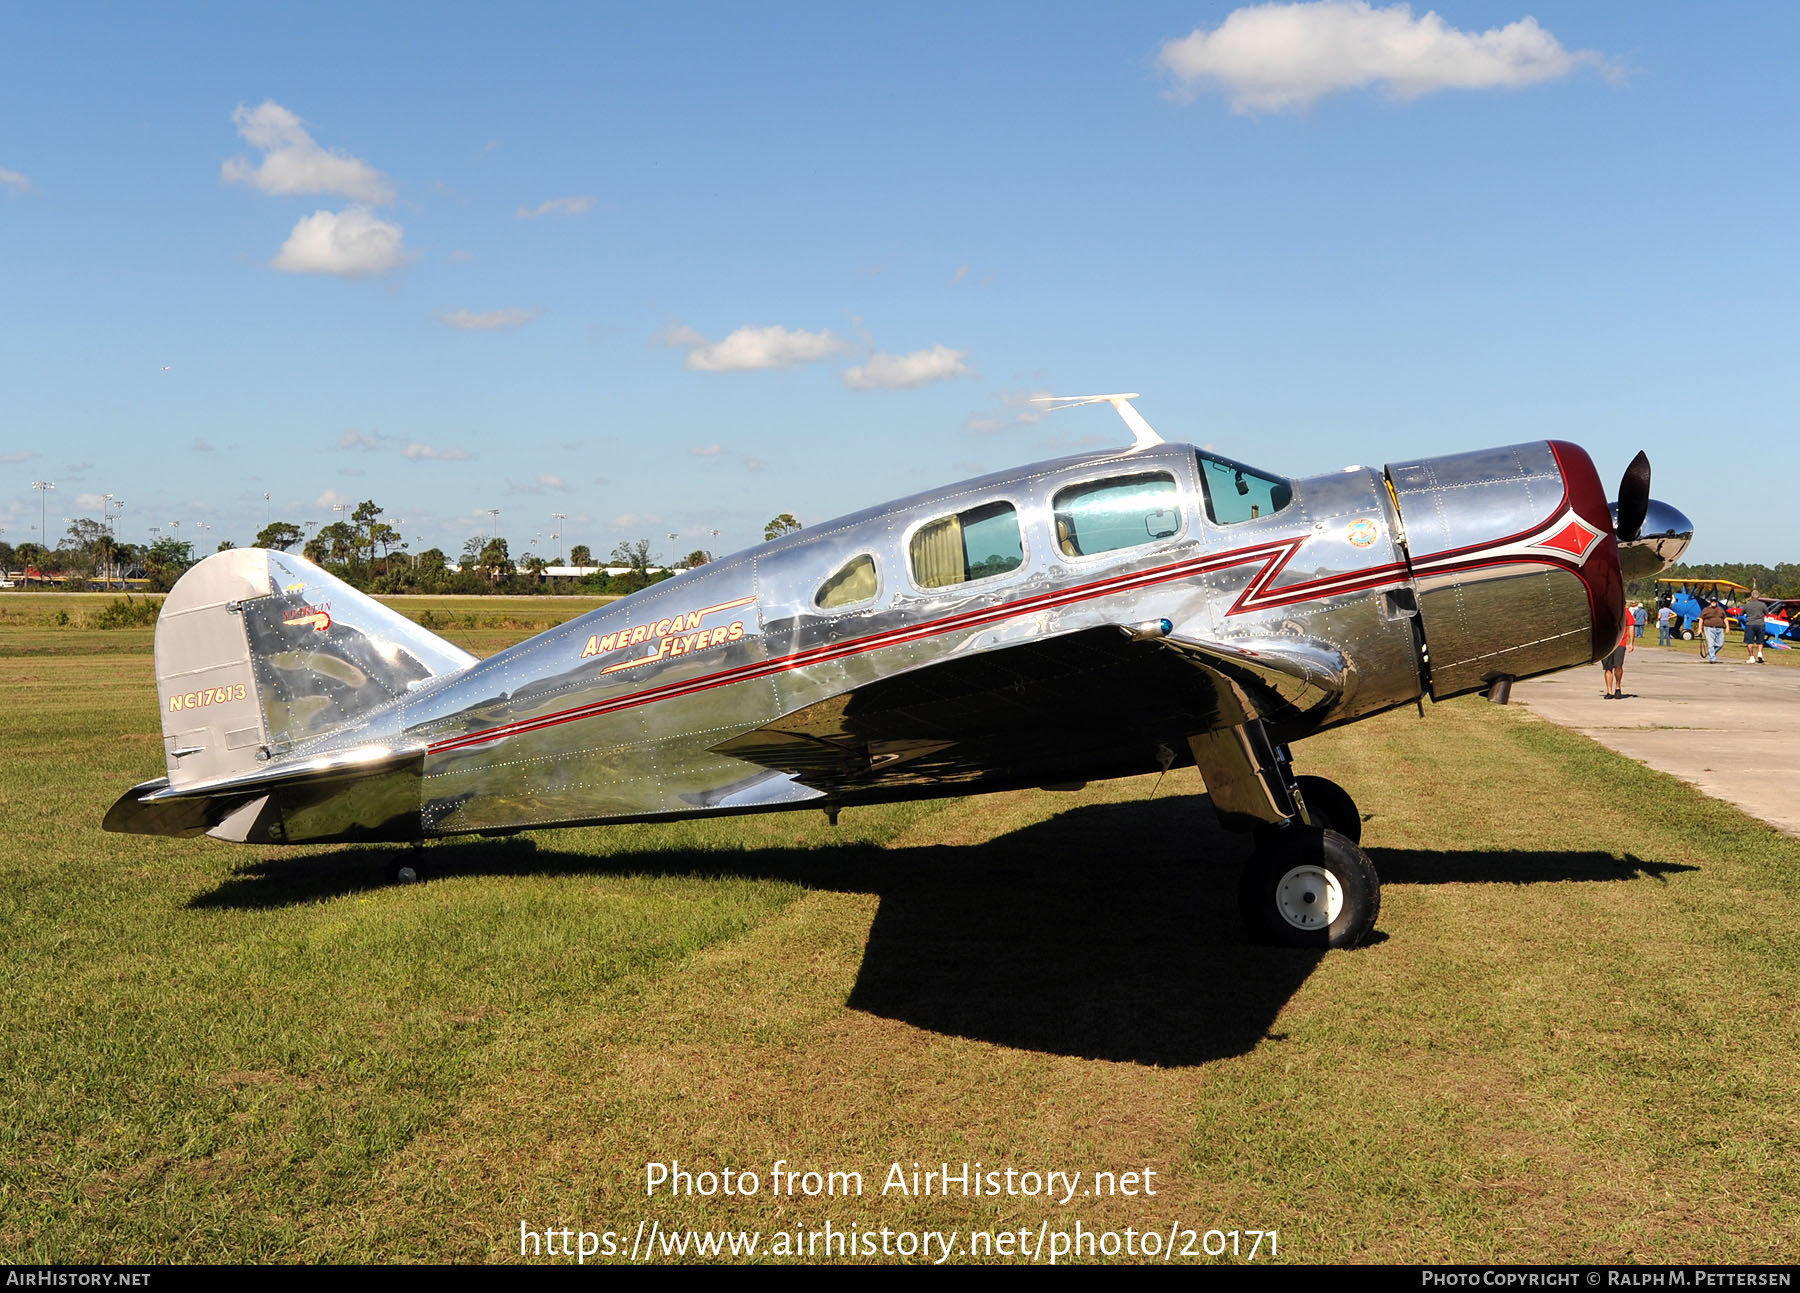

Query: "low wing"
left=709, top=624, right=1347, bottom=796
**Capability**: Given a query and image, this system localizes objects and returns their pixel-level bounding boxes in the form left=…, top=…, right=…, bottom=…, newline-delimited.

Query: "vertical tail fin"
left=154, top=549, right=475, bottom=789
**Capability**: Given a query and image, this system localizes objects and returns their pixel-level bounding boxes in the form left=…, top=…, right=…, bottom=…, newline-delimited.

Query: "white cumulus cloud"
left=516, top=195, right=594, bottom=219
left=1, top=167, right=32, bottom=194
left=503, top=473, right=572, bottom=495
left=272, top=206, right=409, bottom=277
left=665, top=323, right=849, bottom=373
left=222, top=100, right=394, bottom=202
left=403, top=442, right=475, bottom=462
left=964, top=388, right=1053, bottom=437
left=437, top=307, right=539, bottom=331
left=1158, top=1, right=1616, bottom=115
left=844, top=345, right=972, bottom=391
left=688, top=444, right=728, bottom=458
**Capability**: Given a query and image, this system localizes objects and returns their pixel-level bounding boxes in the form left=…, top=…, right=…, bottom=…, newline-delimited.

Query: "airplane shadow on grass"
left=189, top=793, right=1696, bottom=1067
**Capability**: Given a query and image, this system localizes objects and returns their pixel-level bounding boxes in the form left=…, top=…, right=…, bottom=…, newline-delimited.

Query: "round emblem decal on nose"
left=1345, top=518, right=1378, bottom=547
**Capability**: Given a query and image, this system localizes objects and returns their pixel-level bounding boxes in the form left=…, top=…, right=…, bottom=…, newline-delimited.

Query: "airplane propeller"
left=1614, top=450, right=1652, bottom=543
left=1609, top=449, right=1693, bottom=582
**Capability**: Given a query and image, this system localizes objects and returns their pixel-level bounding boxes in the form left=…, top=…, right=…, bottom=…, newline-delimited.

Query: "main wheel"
left=1294, top=774, right=1361, bottom=844
left=1238, top=826, right=1380, bottom=949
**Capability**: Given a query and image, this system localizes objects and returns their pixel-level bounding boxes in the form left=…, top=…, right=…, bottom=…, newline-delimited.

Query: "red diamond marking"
left=1538, top=519, right=1596, bottom=558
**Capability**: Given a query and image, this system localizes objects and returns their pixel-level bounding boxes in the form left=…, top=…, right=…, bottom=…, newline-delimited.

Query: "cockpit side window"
left=1051, top=472, right=1181, bottom=558
left=1196, top=453, right=1293, bottom=525
left=909, top=501, right=1024, bottom=589
left=815, top=553, right=878, bottom=609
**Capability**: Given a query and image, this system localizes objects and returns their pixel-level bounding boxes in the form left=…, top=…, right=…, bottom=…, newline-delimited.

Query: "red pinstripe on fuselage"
left=425, top=484, right=1606, bottom=758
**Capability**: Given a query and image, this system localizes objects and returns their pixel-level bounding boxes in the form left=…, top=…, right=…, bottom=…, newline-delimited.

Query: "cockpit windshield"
left=1196, top=452, right=1293, bottom=525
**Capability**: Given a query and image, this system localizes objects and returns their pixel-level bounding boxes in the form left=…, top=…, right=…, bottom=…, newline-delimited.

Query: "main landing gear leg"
left=1187, top=724, right=1379, bottom=949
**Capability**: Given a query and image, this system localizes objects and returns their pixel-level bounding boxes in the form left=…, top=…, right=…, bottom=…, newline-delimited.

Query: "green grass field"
left=3, top=596, right=1798, bottom=1263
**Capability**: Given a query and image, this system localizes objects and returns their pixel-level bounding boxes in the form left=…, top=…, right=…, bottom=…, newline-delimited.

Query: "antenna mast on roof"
left=1030, top=392, right=1164, bottom=451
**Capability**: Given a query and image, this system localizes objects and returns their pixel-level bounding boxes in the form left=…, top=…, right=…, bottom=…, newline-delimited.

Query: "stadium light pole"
left=99, top=495, right=115, bottom=586
left=106, top=497, right=125, bottom=586
left=31, top=481, right=53, bottom=587
left=550, top=512, right=566, bottom=563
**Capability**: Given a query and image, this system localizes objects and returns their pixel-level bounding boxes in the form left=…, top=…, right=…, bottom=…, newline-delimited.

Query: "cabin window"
left=1196, top=452, right=1293, bottom=525
left=1051, top=472, right=1181, bottom=557
left=815, top=554, right=878, bottom=609
left=909, top=501, right=1024, bottom=589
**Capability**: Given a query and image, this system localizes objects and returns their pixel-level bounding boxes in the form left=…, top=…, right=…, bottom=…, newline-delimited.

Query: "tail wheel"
left=1293, top=774, right=1361, bottom=845
left=1239, top=826, right=1380, bottom=949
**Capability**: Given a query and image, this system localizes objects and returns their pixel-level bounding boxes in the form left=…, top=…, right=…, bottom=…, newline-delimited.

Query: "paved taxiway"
left=1512, top=644, right=1800, bottom=837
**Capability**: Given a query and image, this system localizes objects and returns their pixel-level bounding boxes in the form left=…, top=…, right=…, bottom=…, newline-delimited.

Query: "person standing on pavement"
left=1700, top=598, right=1729, bottom=662
left=1633, top=602, right=1647, bottom=640
left=1744, top=590, right=1768, bottom=664
left=1657, top=602, right=1674, bottom=646
left=1602, top=609, right=1634, bottom=698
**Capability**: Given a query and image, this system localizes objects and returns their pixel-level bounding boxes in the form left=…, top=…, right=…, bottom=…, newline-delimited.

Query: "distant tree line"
left=0, top=522, right=205, bottom=592
left=259, top=500, right=687, bottom=596
left=2, top=504, right=803, bottom=595
left=1628, top=561, right=1800, bottom=603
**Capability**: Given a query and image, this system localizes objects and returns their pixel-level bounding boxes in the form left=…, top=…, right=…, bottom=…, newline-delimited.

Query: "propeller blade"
left=1615, top=450, right=1651, bottom=542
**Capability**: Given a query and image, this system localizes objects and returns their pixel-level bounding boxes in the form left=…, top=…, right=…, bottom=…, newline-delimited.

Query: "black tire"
left=1238, top=826, right=1380, bottom=949
left=1294, top=774, right=1361, bottom=845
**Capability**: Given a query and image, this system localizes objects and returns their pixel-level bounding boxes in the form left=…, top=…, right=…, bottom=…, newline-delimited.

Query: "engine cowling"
left=1386, top=440, right=1626, bottom=700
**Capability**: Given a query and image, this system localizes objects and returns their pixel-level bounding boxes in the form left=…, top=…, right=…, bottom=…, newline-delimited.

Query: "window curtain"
left=910, top=515, right=965, bottom=588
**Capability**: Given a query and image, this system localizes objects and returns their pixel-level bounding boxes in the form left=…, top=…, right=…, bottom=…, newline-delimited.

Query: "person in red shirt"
left=1602, top=610, right=1634, bottom=699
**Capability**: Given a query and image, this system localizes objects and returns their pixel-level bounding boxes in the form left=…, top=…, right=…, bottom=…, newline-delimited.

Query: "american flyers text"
left=578, top=595, right=756, bottom=674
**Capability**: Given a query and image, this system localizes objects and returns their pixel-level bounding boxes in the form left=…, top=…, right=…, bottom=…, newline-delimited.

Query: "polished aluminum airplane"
left=106, top=397, right=1693, bottom=947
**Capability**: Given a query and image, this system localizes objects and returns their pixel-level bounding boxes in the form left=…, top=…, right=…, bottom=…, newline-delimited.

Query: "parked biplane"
left=1759, top=600, right=1796, bottom=646
left=105, top=397, right=1692, bottom=948
left=1655, top=578, right=1789, bottom=642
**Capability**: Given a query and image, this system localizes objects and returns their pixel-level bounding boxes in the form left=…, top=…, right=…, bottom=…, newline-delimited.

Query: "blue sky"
left=3, top=2, right=1796, bottom=566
